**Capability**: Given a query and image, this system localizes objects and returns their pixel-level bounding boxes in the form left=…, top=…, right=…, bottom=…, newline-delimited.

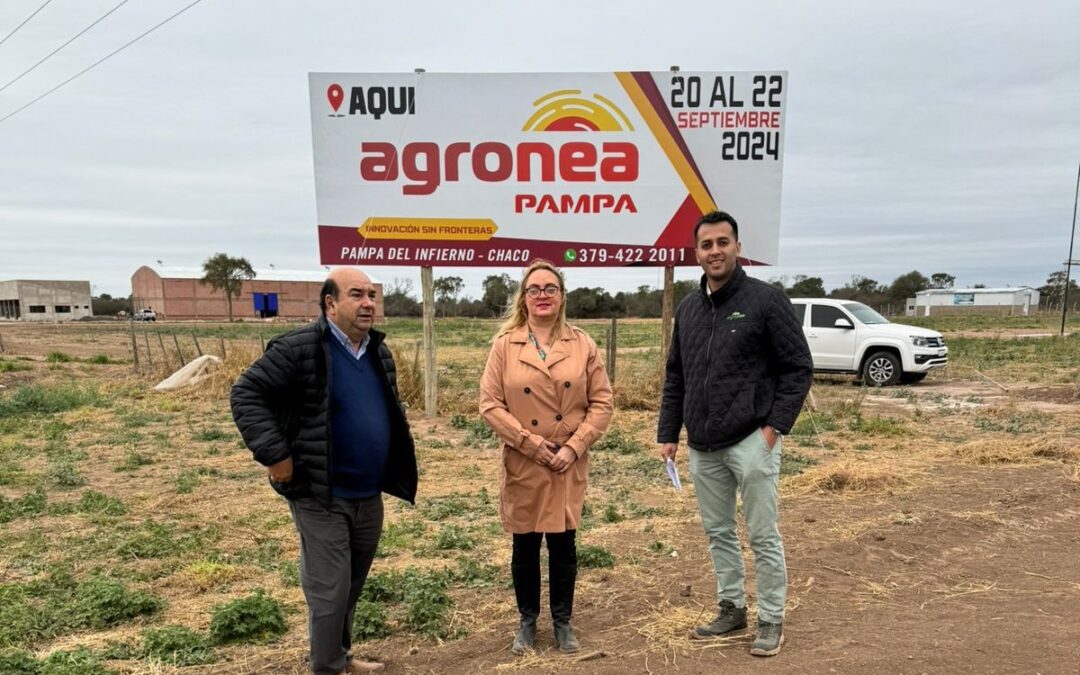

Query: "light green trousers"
left=689, top=429, right=786, bottom=624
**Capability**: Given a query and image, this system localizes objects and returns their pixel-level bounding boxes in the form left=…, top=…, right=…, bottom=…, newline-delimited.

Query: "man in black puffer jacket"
left=658, top=211, right=811, bottom=658
left=231, top=267, right=416, bottom=675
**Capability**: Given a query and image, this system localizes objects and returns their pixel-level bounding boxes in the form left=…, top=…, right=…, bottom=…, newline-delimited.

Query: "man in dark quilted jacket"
left=658, top=211, right=812, bottom=657
left=231, top=267, right=417, bottom=674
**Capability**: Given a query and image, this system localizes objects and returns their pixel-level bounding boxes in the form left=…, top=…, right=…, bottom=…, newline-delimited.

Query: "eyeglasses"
left=525, top=284, right=561, bottom=298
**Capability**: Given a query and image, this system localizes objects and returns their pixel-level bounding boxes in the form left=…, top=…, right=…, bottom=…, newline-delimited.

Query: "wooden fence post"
left=606, top=317, right=617, bottom=383
left=173, top=334, right=186, bottom=366
left=421, top=266, right=437, bottom=418
left=128, top=316, right=140, bottom=372
left=143, top=332, right=153, bottom=366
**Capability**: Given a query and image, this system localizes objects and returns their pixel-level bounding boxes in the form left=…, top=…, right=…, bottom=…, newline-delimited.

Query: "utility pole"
left=1061, top=162, right=1079, bottom=337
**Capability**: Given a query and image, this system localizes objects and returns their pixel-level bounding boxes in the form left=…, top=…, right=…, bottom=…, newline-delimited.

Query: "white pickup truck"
left=788, top=298, right=948, bottom=386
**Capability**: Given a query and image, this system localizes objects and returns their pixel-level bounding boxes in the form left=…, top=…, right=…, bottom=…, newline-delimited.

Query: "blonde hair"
left=495, top=259, right=569, bottom=338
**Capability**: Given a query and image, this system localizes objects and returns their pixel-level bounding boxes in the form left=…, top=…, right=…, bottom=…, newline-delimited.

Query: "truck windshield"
left=842, top=302, right=889, bottom=325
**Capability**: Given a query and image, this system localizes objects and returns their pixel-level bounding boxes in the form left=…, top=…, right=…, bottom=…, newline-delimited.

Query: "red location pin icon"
left=327, top=84, right=344, bottom=113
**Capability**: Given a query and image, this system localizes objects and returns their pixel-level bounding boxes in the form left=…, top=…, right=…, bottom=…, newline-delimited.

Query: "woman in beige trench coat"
left=480, top=259, right=614, bottom=656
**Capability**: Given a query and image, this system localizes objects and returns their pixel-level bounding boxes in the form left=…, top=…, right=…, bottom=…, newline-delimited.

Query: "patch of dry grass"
left=953, top=437, right=1080, bottom=465
left=613, top=357, right=663, bottom=411
left=785, top=460, right=911, bottom=495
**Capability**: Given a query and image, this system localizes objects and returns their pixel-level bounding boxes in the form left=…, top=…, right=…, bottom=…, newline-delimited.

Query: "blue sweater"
left=328, top=336, right=391, bottom=499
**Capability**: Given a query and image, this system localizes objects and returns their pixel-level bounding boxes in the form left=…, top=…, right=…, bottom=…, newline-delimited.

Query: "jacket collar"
left=699, top=265, right=747, bottom=306
left=316, top=314, right=384, bottom=348
left=507, top=324, right=573, bottom=372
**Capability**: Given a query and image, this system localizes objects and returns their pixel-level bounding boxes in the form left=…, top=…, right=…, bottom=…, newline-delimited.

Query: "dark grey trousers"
left=289, top=495, right=384, bottom=675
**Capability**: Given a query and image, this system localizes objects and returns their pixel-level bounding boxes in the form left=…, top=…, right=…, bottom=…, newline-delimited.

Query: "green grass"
left=894, top=313, right=1080, bottom=333
left=209, top=590, right=287, bottom=645
left=945, top=334, right=1080, bottom=381
left=780, top=451, right=819, bottom=477
left=0, top=358, right=32, bottom=373
left=0, top=573, right=163, bottom=649
left=192, top=427, right=232, bottom=442
left=433, top=525, right=477, bottom=551
left=848, top=414, right=906, bottom=436
left=791, top=411, right=838, bottom=437
left=175, top=470, right=200, bottom=494
left=112, top=520, right=220, bottom=560
left=0, top=384, right=109, bottom=417
left=403, top=570, right=457, bottom=639
left=39, top=646, right=114, bottom=675
left=46, top=462, right=85, bottom=490
left=77, top=491, right=127, bottom=517
left=74, top=577, right=164, bottom=629
left=593, top=426, right=647, bottom=454
left=973, top=408, right=1053, bottom=434
left=351, top=598, right=391, bottom=641
left=375, top=519, right=426, bottom=558
left=0, top=488, right=47, bottom=524
left=578, top=544, right=616, bottom=569
left=141, top=625, right=215, bottom=666
left=114, top=450, right=154, bottom=472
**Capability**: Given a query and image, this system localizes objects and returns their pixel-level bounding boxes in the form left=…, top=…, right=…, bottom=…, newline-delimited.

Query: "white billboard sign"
left=310, top=71, right=787, bottom=267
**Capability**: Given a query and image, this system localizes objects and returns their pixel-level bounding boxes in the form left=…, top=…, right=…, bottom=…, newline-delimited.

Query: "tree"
left=566, top=287, right=622, bottom=318
left=1040, top=270, right=1080, bottom=308
left=433, top=275, right=464, bottom=317
left=929, top=272, right=955, bottom=289
left=200, top=253, right=254, bottom=321
left=383, top=277, right=421, bottom=317
left=765, top=276, right=788, bottom=293
left=887, top=271, right=930, bottom=306
left=672, top=280, right=698, bottom=307
left=92, top=293, right=132, bottom=316
left=830, top=275, right=886, bottom=306
left=482, top=274, right=515, bottom=316
left=789, top=275, right=826, bottom=298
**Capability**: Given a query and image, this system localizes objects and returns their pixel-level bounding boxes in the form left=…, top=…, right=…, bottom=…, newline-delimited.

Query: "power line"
left=0, top=0, right=206, bottom=125
left=0, top=0, right=134, bottom=95
left=0, top=0, right=54, bottom=48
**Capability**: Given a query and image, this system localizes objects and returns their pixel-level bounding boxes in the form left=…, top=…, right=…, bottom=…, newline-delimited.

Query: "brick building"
left=130, top=266, right=382, bottom=321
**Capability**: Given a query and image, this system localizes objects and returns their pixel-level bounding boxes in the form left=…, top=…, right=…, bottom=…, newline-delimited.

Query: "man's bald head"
left=319, top=267, right=371, bottom=313
left=321, top=267, right=378, bottom=344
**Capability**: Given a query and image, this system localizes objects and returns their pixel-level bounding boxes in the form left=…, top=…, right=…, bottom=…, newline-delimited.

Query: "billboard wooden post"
left=128, top=316, right=140, bottom=372
left=421, top=265, right=437, bottom=417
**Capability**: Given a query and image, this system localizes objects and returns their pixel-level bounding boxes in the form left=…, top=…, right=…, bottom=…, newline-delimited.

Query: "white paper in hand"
left=666, top=458, right=683, bottom=490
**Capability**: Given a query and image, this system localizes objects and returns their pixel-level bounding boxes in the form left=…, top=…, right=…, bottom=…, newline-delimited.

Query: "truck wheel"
left=900, top=372, right=927, bottom=384
left=863, top=351, right=901, bottom=386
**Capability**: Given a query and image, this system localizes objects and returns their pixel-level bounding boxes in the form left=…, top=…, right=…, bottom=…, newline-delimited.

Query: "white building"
left=909, top=287, right=1040, bottom=317
left=0, top=280, right=93, bottom=322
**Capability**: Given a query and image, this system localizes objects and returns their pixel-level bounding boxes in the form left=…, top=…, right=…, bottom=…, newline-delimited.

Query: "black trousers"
left=290, top=495, right=383, bottom=675
left=511, top=530, right=577, bottom=623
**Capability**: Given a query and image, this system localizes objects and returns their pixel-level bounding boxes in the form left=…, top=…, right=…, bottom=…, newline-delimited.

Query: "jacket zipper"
left=703, top=297, right=717, bottom=443
left=323, top=331, right=334, bottom=504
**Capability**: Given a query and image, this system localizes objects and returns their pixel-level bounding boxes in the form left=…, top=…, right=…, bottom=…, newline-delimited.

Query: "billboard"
left=310, top=72, right=787, bottom=267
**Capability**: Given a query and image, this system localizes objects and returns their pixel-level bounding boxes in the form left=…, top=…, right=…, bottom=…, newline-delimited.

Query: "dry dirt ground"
left=1, top=322, right=1078, bottom=675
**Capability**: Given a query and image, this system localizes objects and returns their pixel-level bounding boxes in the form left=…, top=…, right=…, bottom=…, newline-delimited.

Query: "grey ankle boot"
left=553, top=621, right=580, bottom=654
left=511, top=617, right=537, bottom=655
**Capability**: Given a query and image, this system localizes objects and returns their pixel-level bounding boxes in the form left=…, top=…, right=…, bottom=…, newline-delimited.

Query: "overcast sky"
left=1, top=0, right=1078, bottom=298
